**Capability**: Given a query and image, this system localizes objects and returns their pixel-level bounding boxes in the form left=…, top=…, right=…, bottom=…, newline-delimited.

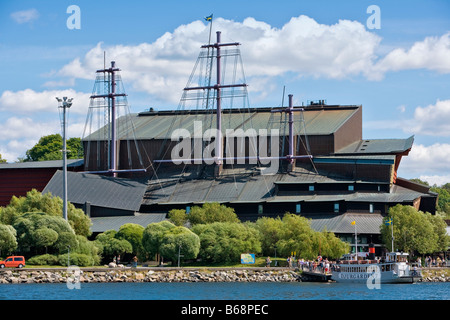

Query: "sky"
left=0, top=0, right=449, bottom=185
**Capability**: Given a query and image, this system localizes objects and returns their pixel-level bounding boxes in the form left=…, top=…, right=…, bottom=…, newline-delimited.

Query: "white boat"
left=331, top=252, right=422, bottom=284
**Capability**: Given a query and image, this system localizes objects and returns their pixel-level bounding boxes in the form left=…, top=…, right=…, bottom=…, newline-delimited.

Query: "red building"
left=0, top=159, right=83, bottom=207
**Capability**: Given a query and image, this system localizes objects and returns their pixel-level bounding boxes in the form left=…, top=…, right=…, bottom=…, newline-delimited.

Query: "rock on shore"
left=0, top=268, right=303, bottom=284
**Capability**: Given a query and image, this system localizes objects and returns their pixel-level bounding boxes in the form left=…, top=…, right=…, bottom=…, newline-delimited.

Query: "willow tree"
left=380, top=204, right=450, bottom=255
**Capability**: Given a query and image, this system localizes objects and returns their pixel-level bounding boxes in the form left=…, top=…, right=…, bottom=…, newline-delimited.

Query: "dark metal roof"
left=90, top=213, right=167, bottom=233
left=84, top=106, right=361, bottom=141
left=306, top=213, right=384, bottom=234
left=0, top=159, right=84, bottom=169
left=143, top=164, right=428, bottom=206
left=43, top=170, right=148, bottom=212
left=335, top=136, right=414, bottom=155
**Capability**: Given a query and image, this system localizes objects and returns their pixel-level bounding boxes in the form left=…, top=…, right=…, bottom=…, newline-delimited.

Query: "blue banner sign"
left=241, top=253, right=255, bottom=264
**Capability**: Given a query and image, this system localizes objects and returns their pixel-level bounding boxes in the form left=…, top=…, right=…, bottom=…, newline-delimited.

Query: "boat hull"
left=331, top=271, right=421, bottom=284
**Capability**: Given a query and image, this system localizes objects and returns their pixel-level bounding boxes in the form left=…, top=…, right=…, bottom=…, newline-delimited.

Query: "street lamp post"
left=56, top=97, right=73, bottom=221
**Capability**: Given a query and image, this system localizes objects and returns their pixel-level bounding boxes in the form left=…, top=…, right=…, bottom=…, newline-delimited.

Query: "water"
left=0, top=281, right=448, bottom=300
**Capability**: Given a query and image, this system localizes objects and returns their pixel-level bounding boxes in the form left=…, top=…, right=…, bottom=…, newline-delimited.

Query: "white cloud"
left=399, top=143, right=450, bottom=180
left=0, top=89, right=91, bottom=115
left=56, top=16, right=382, bottom=104
left=404, top=99, right=450, bottom=137
left=54, top=16, right=450, bottom=105
left=371, top=32, right=450, bottom=80
left=10, top=8, right=39, bottom=24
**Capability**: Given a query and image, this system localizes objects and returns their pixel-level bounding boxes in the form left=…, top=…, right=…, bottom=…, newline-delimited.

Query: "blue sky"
left=0, top=0, right=449, bottom=185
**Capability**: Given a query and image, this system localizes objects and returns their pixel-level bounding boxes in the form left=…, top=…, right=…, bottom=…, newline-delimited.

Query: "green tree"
left=188, top=202, right=239, bottom=225
left=34, top=227, right=59, bottom=253
left=142, top=221, right=176, bottom=264
left=25, top=134, right=83, bottom=161
left=430, top=186, right=450, bottom=217
left=0, top=189, right=92, bottom=237
left=159, top=226, right=200, bottom=263
left=0, top=154, right=6, bottom=163
left=254, top=214, right=348, bottom=260
left=95, top=230, right=132, bottom=263
left=380, top=205, right=447, bottom=255
left=12, top=212, right=78, bottom=255
left=276, top=214, right=317, bottom=259
left=0, top=224, right=18, bottom=257
left=168, top=209, right=188, bottom=226
left=192, top=222, right=261, bottom=263
left=116, top=223, right=145, bottom=260
left=254, top=216, right=283, bottom=256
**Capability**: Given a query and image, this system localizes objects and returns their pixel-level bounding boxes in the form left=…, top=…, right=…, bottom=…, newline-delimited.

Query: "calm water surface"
left=0, top=282, right=448, bottom=300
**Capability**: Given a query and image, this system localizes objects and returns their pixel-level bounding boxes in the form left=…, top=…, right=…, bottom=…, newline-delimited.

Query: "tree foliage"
left=25, top=134, right=83, bottom=161
left=159, top=226, right=200, bottom=262
left=95, top=230, right=133, bottom=262
left=0, top=224, right=18, bottom=256
left=12, top=212, right=78, bottom=255
left=192, top=222, right=261, bottom=263
left=0, top=189, right=92, bottom=237
left=380, top=204, right=450, bottom=255
left=116, top=223, right=146, bottom=260
left=186, top=202, right=239, bottom=225
left=168, top=209, right=187, bottom=226
left=142, top=221, right=176, bottom=262
left=254, top=213, right=348, bottom=260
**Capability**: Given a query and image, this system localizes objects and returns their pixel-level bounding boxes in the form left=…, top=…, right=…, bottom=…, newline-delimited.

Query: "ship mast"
left=183, top=31, right=247, bottom=174
left=83, top=61, right=146, bottom=176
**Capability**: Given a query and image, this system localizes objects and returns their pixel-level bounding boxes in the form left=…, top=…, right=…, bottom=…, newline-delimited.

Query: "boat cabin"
left=385, top=252, right=408, bottom=263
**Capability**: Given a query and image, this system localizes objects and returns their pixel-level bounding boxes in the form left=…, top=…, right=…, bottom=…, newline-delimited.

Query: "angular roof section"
left=142, top=165, right=428, bottom=206
left=306, top=213, right=384, bottom=234
left=83, top=105, right=361, bottom=141
left=335, top=136, right=414, bottom=155
left=43, top=170, right=148, bottom=212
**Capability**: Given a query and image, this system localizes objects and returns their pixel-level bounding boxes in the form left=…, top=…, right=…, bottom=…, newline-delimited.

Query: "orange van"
left=0, top=256, right=26, bottom=268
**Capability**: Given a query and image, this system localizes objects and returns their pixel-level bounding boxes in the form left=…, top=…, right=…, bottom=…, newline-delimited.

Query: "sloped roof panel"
left=43, top=170, right=147, bottom=212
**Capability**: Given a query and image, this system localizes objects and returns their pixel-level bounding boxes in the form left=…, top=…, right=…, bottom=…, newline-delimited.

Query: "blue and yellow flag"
left=385, top=218, right=393, bottom=226
left=204, top=14, right=213, bottom=22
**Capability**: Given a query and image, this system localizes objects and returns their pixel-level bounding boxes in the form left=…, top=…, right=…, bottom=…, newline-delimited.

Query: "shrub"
left=58, top=253, right=95, bottom=267
left=27, top=254, right=59, bottom=266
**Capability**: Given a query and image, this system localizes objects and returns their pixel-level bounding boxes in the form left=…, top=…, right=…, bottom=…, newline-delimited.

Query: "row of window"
left=184, top=203, right=377, bottom=214
left=286, top=184, right=385, bottom=192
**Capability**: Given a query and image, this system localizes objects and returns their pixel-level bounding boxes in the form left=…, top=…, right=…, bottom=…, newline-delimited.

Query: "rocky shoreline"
left=0, top=268, right=303, bottom=284
left=0, top=267, right=448, bottom=284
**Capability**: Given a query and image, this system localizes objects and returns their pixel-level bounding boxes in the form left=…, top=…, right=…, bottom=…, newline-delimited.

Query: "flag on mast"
left=205, top=14, right=213, bottom=22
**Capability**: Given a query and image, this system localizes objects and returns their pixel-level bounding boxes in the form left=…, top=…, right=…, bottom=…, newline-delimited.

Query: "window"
left=369, top=203, right=374, bottom=213
left=334, top=203, right=339, bottom=213
left=296, top=204, right=301, bottom=213
left=258, top=204, right=263, bottom=214
left=348, top=185, right=354, bottom=191
left=186, top=206, right=191, bottom=214
left=308, top=185, right=314, bottom=191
